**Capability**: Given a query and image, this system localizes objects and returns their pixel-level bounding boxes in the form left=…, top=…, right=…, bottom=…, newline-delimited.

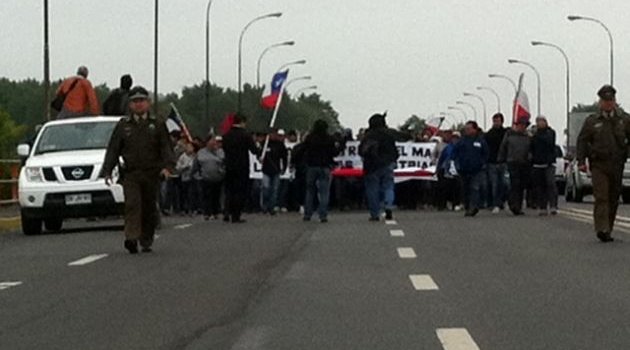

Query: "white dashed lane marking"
left=385, top=220, right=398, bottom=225
left=409, top=274, right=439, bottom=291
left=0, top=281, right=23, bottom=291
left=436, top=328, right=481, bottom=350
left=68, top=254, right=109, bottom=266
left=390, top=229, right=405, bottom=237
left=174, top=224, right=193, bottom=230
left=397, top=247, right=417, bottom=259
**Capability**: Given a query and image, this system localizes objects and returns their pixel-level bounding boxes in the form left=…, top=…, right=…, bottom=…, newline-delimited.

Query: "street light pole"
left=447, top=106, right=468, bottom=123
left=205, top=0, right=214, bottom=123
left=256, top=41, right=295, bottom=87
left=292, top=85, right=317, bottom=98
left=456, top=101, right=477, bottom=122
left=476, top=86, right=501, bottom=113
left=532, top=40, right=571, bottom=148
left=568, top=15, right=614, bottom=85
left=153, top=0, right=159, bottom=117
left=464, top=92, right=488, bottom=130
left=238, top=12, right=282, bottom=112
left=277, top=59, right=307, bottom=74
left=508, top=59, right=541, bottom=117
left=43, top=0, right=50, bottom=121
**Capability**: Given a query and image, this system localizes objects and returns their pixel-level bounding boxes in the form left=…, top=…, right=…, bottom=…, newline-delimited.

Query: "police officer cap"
left=129, top=86, right=150, bottom=101
left=598, top=85, right=616, bottom=101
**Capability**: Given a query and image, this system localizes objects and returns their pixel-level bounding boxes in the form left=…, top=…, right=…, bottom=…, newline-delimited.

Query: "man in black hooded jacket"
left=359, top=113, right=399, bottom=221
left=103, top=74, right=133, bottom=116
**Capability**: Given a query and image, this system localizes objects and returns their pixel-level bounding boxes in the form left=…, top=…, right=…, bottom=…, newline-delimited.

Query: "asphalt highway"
left=2, top=198, right=630, bottom=349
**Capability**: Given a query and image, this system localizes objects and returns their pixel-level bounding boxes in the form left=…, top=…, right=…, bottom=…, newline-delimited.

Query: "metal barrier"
left=0, top=159, right=20, bottom=205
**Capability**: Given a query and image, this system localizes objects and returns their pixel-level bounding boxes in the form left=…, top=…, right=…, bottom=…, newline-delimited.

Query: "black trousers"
left=201, top=180, right=223, bottom=216
left=508, top=163, right=530, bottom=213
left=225, top=171, right=249, bottom=221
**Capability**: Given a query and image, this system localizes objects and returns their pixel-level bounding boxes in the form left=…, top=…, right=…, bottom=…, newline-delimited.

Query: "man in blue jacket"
left=453, top=121, right=489, bottom=217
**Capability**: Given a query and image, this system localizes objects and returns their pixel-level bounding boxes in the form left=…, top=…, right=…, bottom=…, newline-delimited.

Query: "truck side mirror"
left=17, top=144, right=31, bottom=158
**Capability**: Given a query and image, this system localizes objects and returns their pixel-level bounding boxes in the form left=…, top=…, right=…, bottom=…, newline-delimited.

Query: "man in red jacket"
left=55, top=66, right=100, bottom=118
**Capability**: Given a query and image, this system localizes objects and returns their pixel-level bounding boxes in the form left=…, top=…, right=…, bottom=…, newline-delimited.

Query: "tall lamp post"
left=448, top=106, right=468, bottom=123
left=238, top=12, right=282, bottom=112
left=204, top=0, right=214, bottom=123
left=153, top=0, right=159, bottom=116
left=256, top=41, right=295, bottom=87
left=532, top=40, right=571, bottom=147
left=488, top=73, right=518, bottom=95
left=508, top=58, right=541, bottom=117
left=43, top=0, right=50, bottom=121
left=568, top=15, right=614, bottom=85
left=456, top=101, right=477, bottom=122
left=293, top=85, right=317, bottom=98
left=476, top=86, right=501, bottom=113
left=463, top=92, right=487, bottom=130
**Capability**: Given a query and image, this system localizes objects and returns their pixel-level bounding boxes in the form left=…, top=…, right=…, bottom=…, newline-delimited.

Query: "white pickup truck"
left=17, top=116, right=124, bottom=235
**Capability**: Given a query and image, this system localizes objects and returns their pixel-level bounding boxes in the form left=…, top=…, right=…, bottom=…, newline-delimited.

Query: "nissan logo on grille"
left=71, top=167, right=85, bottom=179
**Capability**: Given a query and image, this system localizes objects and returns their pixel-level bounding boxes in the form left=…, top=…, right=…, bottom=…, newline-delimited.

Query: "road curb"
left=0, top=216, right=21, bottom=233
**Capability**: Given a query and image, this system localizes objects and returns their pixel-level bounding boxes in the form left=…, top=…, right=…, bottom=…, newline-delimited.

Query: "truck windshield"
left=35, top=121, right=118, bottom=155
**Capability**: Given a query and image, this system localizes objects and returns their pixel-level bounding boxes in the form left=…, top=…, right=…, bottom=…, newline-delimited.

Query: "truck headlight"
left=25, top=167, right=44, bottom=182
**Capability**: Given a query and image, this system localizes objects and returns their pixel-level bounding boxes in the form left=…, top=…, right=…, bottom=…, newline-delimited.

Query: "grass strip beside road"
left=0, top=216, right=20, bottom=233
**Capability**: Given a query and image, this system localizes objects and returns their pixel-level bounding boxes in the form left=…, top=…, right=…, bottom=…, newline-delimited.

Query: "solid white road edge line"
left=68, top=254, right=109, bottom=266
left=390, top=229, right=405, bottom=237
left=397, top=247, right=417, bottom=259
left=409, top=274, right=439, bottom=290
left=436, top=328, right=481, bottom=350
left=0, top=281, right=23, bottom=291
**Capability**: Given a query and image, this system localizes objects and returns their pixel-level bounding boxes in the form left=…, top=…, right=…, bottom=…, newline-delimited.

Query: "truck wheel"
left=44, top=218, right=63, bottom=232
left=21, top=216, right=42, bottom=236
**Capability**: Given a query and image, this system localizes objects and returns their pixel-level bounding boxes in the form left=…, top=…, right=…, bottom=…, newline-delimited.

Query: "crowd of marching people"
left=154, top=110, right=561, bottom=223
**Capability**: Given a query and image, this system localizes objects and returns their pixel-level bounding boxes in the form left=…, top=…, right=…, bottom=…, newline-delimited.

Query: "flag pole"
left=260, top=81, right=287, bottom=163
left=170, top=102, right=193, bottom=142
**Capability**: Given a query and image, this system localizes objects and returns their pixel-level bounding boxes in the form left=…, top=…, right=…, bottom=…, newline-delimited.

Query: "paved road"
left=2, top=199, right=630, bottom=349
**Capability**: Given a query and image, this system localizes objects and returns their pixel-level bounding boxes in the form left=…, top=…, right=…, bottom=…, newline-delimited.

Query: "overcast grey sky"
left=1, top=0, right=628, bottom=135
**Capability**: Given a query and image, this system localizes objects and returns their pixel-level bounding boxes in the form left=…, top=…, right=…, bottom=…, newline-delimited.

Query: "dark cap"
left=368, top=113, right=387, bottom=129
left=129, top=86, right=150, bottom=100
left=598, top=85, right=616, bottom=101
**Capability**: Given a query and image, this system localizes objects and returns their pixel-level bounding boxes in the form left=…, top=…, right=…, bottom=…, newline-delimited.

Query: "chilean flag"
left=261, top=70, right=289, bottom=110
left=512, top=73, right=531, bottom=124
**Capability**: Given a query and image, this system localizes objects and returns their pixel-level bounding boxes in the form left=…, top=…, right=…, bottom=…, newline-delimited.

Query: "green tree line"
left=0, top=78, right=341, bottom=142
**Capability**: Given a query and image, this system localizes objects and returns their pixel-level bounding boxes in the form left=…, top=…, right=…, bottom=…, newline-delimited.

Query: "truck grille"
left=61, top=166, right=94, bottom=181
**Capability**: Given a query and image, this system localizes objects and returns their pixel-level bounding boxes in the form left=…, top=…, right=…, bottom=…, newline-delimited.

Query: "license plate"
left=65, top=193, right=92, bottom=206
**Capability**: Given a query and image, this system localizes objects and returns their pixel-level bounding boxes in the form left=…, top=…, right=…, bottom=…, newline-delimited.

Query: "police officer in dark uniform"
left=577, top=85, right=630, bottom=242
left=102, top=86, right=175, bottom=253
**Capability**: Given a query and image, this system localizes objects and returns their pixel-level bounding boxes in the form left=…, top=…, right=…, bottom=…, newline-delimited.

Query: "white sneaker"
left=280, top=207, right=288, bottom=213
left=299, top=206, right=305, bottom=215
left=454, top=205, right=463, bottom=212
left=492, top=207, right=500, bottom=214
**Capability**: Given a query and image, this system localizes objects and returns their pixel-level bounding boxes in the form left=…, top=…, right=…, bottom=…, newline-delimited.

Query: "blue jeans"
left=262, top=174, right=281, bottom=213
left=304, top=167, right=332, bottom=220
left=487, top=163, right=508, bottom=208
left=462, top=171, right=485, bottom=211
left=365, top=163, right=396, bottom=219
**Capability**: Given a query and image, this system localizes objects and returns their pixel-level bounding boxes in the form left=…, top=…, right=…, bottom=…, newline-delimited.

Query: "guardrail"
left=0, top=159, right=20, bottom=205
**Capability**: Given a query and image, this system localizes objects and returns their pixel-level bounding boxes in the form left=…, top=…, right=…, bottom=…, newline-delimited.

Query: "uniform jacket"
left=577, top=108, right=630, bottom=167
left=452, top=135, right=488, bottom=175
left=56, top=76, right=100, bottom=115
left=498, top=129, right=531, bottom=165
left=530, top=127, right=556, bottom=166
left=102, top=114, right=175, bottom=176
